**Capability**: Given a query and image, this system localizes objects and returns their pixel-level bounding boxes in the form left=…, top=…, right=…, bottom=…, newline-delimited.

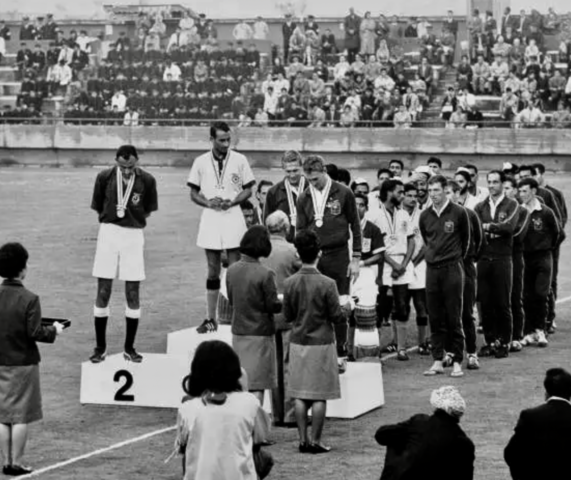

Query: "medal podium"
left=81, top=325, right=385, bottom=418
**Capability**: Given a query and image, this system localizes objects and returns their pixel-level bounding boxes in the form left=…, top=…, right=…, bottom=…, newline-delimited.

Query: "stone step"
left=2, top=54, right=16, bottom=66
left=0, top=67, right=17, bottom=83
left=0, top=95, right=18, bottom=109
left=0, top=82, right=21, bottom=96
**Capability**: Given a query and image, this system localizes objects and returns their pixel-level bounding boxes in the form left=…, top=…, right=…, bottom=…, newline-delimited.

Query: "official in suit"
left=375, top=385, right=474, bottom=480
left=505, top=368, right=571, bottom=480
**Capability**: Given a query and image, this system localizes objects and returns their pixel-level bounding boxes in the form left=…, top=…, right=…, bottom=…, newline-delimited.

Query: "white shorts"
left=197, top=207, right=247, bottom=251
left=382, top=255, right=413, bottom=287
left=408, top=260, right=427, bottom=290
left=92, top=223, right=145, bottom=282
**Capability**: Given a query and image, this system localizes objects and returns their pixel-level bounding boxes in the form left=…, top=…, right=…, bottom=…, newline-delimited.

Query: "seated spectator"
left=417, top=57, right=433, bottom=96
left=492, top=36, right=511, bottom=58
left=163, top=61, right=182, bottom=81
left=263, top=86, right=278, bottom=120
left=58, top=41, right=74, bottom=66
left=287, top=56, right=304, bottom=81
left=440, top=87, right=457, bottom=122
left=544, top=8, right=560, bottom=33
left=503, top=26, right=517, bottom=45
left=313, top=59, right=329, bottom=83
left=350, top=54, right=365, bottom=76
left=410, top=73, right=428, bottom=105
left=393, top=104, right=412, bottom=128
left=509, top=38, right=525, bottom=73
left=417, top=17, right=431, bottom=38
left=363, top=55, right=381, bottom=83
left=273, top=73, right=290, bottom=96
left=333, top=55, right=350, bottom=82
left=527, top=25, right=544, bottom=52
left=447, top=106, right=466, bottom=129
left=254, top=107, right=269, bottom=126
left=308, top=103, right=326, bottom=127
left=419, top=27, right=437, bottom=63
left=550, top=102, right=571, bottom=128
left=403, top=85, right=421, bottom=121
left=47, top=59, right=72, bottom=96
left=70, top=44, right=89, bottom=76
left=76, top=30, right=94, bottom=53
left=123, top=107, right=139, bottom=126
left=504, top=71, right=521, bottom=94
left=515, top=101, right=545, bottom=128
left=320, top=28, right=337, bottom=61
left=344, top=88, right=361, bottom=117
left=309, top=72, right=326, bottom=100
left=111, top=90, right=127, bottom=112
left=524, top=39, right=540, bottom=64
left=376, top=39, right=390, bottom=64
left=339, top=105, right=357, bottom=127
left=488, top=55, right=509, bottom=95
left=275, top=88, right=293, bottom=122
left=30, top=44, right=46, bottom=73
left=457, top=55, right=473, bottom=91
left=360, top=88, right=376, bottom=122
left=233, top=20, right=253, bottom=41
left=253, top=16, right=269, bottom=40
left=286, top=101, right=309, bottom=127
left=404, top=17, right=418, bottom=38
left=394, top=72, right=410, bottom=96
left=289, top=26, right=306, bottom=62
left=292, top=72, right=310, bottom=102
left=375, top=386, right=474, bottom=480
left=374, top=68, right=395, bottom=96
left=548, top=70, right=566, bottom=108
left=388, top=16, right=402, bottom=39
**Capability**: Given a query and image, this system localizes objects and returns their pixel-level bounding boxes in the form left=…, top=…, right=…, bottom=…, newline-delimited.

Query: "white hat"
left=414, top=166, right=432, bottom=176
left=354, top=177, right=368, bottom=185
left=456, top=167, right=472, bottom=174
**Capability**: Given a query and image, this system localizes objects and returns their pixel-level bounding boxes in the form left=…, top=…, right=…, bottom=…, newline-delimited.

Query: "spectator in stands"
left=544, top=7, right=560, bottom=33
left=344, top=8, right=361, bottom=63
left=340, top=104, right=357, bottom=127
left=289, top=27, right=306, bottom=63
left=441, top=87, right=457, bottom=122
left=551, top=102, right=571, bottom=128
left=253, top=16, right=269, bottom=40
left=360, top=12, right=376, bottom=56
left=443, top=10, right=458, bottom=38
left=16, top=42, right=31, bottom=76
left=19, top=16, right=37, bottom=41
left=374, top=68, right=395, bottom=97
left=525, top=40, right=540, bottom=64
left=393, top=104, right=412, bottom=128
left=457, top=55, right=473, bottom=91
left=234, top=20, right=253, bottom=41
left=404, top=17, right=418, bottom=38
left=313, top=59, right=328, bottom=82
left=309, top=72, right=325, bottom=100
left=167, top=27, right=184, bottom=52
left=501, top=7, right=515, bottom=37
left=388, top=15, right=403, bottom=39
left=492, top=36, right=511, bottom=58
left=403, top=85, right=421, bottom=121
left=448, top=106, right=467, bottom=129
left=58, top=41, right=74, bottom=66
left=304, top=30, right=320, bottom=66
left=468, top=10, right=483, bottom=59
left=111, top=90, right=127, bottom=112
left=40, top=14, right=58, bottom=41
left=517, top=10, right=532, bottom=41
left=489, top=54, right=509, bottom=95
left=320, top=28, right=337, bottom=61
left=282, top=14, right=296, bottom=63
left=308, top=102, right=325, bottom=127
left=163, top=60, right=181, bottom=81
left=375, top=39, right=390, bottom=64
left=515, top=101, right=545, bottom=128
left=505, top=71, right=521, bottom=94
left=528, top=25, right=544, bottom=52
left=0, top=20, right=10, bottom=41
left=417, top=57, right=433, bottom=97
left=254, top=107, right=269, bottom=126
left=263, top=86, right=278, bottom=120
left=304, top=15, right=319, bottom=35
left=123, top=106, right=139, bottom=126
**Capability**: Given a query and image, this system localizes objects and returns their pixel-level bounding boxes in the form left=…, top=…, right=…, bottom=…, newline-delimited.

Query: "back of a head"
left=239, top=225, right=272, bottom=259
left=294, top=230, right=320, bottom=264
left=265, top=210, right=290, bottom=235
left=337, top=168, right=351, bottom=186
left=0, top=242, right=29, bottom=279
left=544, top=368, right=571, bottom=400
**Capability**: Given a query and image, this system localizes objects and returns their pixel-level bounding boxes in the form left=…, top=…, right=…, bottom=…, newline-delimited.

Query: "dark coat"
left=505, top=399, right=571, bottom=480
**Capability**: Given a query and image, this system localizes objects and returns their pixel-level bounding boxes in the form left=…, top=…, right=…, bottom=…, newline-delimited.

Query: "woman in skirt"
left=226, top=225, right=282, bottom=405
left=283, top=230, right=346, bottom=454
left=0, top=243, right=65, bottom=476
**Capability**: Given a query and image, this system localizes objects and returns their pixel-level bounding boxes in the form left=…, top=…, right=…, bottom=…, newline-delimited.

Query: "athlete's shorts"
left=92, top=223, right=145, bottom=281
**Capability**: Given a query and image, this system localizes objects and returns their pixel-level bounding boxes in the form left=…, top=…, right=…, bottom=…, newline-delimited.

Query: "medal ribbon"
left=309, top=177, right=332, bottom=225
left=116, top=167, right=135, bottom=213
left=285, top=176, right=305, bottom=228
left=211, top=150, right=230, bottom=190
left=381, top=204, right=397, bottom=235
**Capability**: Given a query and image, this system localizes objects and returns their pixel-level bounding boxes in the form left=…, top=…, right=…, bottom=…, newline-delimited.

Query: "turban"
left=430, top=386, right=466, bottom=419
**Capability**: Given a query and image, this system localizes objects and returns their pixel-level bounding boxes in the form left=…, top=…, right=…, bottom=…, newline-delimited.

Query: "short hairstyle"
left=182, top=340, right=243, bottom=397
left=354, top=192, right=369, bottom=208
left=116, top=144, right=138, bottom=160
left=464, top=164, right=478, bottom=174
left=447, top=179, right=461, bottom=192
left=257, top=179, right=273, bottom=193
left=428, top=174, right=447, bottom=189
left=0, top=242, right=29, bottom=279
left=518, top=177, right=539, bottom=191
left=377, top=167, right=392, bottom=179
left=519, top=164, right=537, bottom=176
left=210, top=121, right=230, bottom=139
left=487, top=170, right=506, bottom=183
left=351, top=179, right=370, bottom=193
left=544, top=368, right=571, bottom=400
left=427, top=157, right=442, bottom=168
left=454, top=170, right=471, bottom=184
left=337, top=168, right=351, bottom=186
left=282, top=150, right=303, bottom=166
left=533, top=163, right=546, bottom=175
left=265, top=210, right=290, bottom=234
left=389, top=159, right=404, bottom=170
left=380, top=179, right=404, bottom=202
left=239, top=225, right=272, bottom=258
left=241, top=199, right=255, bottom=211
left=303, top=155, right=326, bottom=174
left=294, top=229, right=320, bottom=264
left=325, top=163, right=339, bottom=180
left=503, top=176, right=517, bottom=189
left=404, top=182, right=418, bottom=194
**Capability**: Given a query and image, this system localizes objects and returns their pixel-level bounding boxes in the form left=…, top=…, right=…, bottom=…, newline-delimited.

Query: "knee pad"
left=93, top=306, right=110, bottom=318
left=206, top=278, right=221, bottom=290
left=125, top=307, right=141, bottom=319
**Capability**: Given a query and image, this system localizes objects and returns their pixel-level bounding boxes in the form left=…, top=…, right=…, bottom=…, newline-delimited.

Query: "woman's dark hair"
left=0, top=243, right=28, bottom=279
left=239, top=225, right=272, bottom=259
left=182, top=340, right=243, bottom=397
left=294, top=230, right=320, bottom=264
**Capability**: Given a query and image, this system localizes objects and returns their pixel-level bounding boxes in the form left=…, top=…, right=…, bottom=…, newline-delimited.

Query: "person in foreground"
left=504, top=368, right=571, bottom=480
left=375, top=385, right=474, bottom=480
left=283, top=230, right=345, bottom=454
left=173, top=340, right=271, bottom=480
left=0, top=243, right=65, bottom=476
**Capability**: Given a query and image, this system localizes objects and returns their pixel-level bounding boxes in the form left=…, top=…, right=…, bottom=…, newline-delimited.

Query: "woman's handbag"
left=253, top=445, right=274, bottom=479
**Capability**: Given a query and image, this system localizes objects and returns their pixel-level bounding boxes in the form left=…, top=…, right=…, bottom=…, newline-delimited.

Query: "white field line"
left=20, top=295, right=571, bottom=478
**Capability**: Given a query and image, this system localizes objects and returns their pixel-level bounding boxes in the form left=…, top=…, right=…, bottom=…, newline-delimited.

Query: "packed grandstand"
left=1, top=6, right=571, bottom=128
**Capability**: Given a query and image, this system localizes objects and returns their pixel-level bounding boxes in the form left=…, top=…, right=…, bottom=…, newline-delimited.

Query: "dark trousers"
left=405, top=289, right=428, bottom=326
left=379, top=284, right=408, bottom=326
left=426, top=261, right=465, bottom=363
left=547, top=245, right=560, bottom=326
left=523, top=251, right=553, bottom=334
left=318, top=246, right=350, bottom=357
left=477, top=257, right=513, bottom=346
left=271, top=329, right=295, bottom=424
left=462, top=259, right=477, bottom=355
left=512, top=250, right=525, bottom=341
left=378, top=289, right=393, bottom=324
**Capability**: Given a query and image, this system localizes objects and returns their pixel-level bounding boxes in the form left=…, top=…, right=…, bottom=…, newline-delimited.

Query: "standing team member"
left=262, top=211, right=302, bottom=427
left=369, top=179, right=415, bottom=361
left=518, top=178, right=560, bottom=347
left=297, top=155, right=361, bottom=371
left=447, top=180, right=484, bottom=370
left=503, top=176, right=530, bottom=351
left=188, top=122, right=256, bottom=334
left=255, top=180, right=273, bottom=224
left=263, top=151, right=307, bottom=241
left=402, top=182, right=430, bottom=355
left=464, top=164, right=489, bottom=202
left=420, top=175, right=470, bottom=378
left=427, top=157, right=442, bottom=176
left=90, top=145, right=158, bottom=363
left=411, top=167, right=433, bottom=210
left=474, top=170, right=518, bottom=359
left=388, top=159, right=404, bottom=178
left=454, top=169, right=479, bottom=210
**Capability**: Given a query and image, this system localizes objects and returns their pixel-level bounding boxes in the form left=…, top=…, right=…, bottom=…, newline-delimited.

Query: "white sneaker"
left=521, top=334, right=536, bottom=346
left=467, top=354, right=480, bottom=370
left=536, top=330, right=548, bottom=348
left=450, top=362, right=464, bottom=377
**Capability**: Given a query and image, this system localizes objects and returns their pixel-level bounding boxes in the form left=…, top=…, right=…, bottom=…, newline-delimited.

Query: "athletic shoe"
left=467, top=354, right=480, bottom=370
left=383, top=342, right=397, bottom=353
left=338, top=357, right=347, bottom=374
left=397, top=350, right=409, bottom=361
left=89, top=348, right=107, bottom=364
left=423, top=361, right=444, bottom=376
left=3, top=465, right=34, bottom=476
left=347, top=353, right=356, bottom=362
left=521, top=334, right=537, bottom=346
left=479, top=344, right=496, bottom=357
left=510, top=341, right=523, bottom=352
left=536, top=330, right=548, bottom=348
left=450, top=362, right=464, bottom=377
left=495, top=344, right=509, bottom=359
left=309, top=443, right=332, bottom=454
left=123, top=349, right=143, bottom=363
left=196, top=318, right=218, bottom=334
left=547, top=324, right=556, bottom=335
left=442, top=353, right=454, bottom=368
left=418, top=342, right=430, bottom=356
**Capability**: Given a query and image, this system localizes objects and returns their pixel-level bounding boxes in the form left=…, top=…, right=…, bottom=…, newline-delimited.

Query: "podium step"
left=166, top=324, right=233, bottom=361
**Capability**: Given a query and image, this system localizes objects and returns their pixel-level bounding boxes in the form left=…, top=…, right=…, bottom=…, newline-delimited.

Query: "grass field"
left=0, top=165, right=570, bottom=480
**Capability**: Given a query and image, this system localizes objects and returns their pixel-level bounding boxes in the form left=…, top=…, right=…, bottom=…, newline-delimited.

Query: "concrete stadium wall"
left=1, top=125, right=571, bottom=171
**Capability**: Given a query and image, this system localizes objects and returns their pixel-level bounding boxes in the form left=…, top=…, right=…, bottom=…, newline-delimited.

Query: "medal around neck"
left=316, top=219, right=323, bottom=228
left=310, top=177, right=331, bottom=231
left=116, top=167, right=135, bottom=220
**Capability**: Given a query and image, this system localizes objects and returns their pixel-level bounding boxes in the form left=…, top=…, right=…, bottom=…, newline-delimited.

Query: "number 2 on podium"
left=114, top=370, right=135, bottom=402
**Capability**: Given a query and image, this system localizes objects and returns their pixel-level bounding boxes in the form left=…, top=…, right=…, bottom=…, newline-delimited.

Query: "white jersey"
left=187, top=149, right=256, bottom=250
left=460, top=193, right=480, bottom=211
left=407, top=206, right=426, bottom=290
left=475, top=186, right=489, bottom=203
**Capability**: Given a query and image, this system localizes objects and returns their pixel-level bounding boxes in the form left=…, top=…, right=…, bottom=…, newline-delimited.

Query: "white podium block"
left=80, top=353, right=190, bottom=409
left=167, top=325, right=233, bottom=360
left=325, top=362, right=384, bottom=419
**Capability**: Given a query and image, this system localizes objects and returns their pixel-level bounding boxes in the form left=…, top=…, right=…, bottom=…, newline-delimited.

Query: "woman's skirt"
left=0, top=364, right=43, bottom=424
left=287, top=343, right=341, bottom=401
left=232, top=335, right=277, bottom=391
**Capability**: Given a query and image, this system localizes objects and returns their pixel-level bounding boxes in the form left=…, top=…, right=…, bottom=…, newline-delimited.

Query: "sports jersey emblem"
left=328, top=199, right=341, bottom=216
left=231, top=174, right=241, bottom=185
left=444, top=221, right=454, bottom=233
left=532, top=217, right=543, bottom=231
left=362, top=238, right=371, bottom=253
left=131, top=193, right=141, bottom=205
left=413, top=227, right=420, bottom=236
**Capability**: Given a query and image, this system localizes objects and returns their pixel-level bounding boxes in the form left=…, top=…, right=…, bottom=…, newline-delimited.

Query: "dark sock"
left=125, top=317, right=139, bottom=351
left=94, top=317, right=108, bottom=350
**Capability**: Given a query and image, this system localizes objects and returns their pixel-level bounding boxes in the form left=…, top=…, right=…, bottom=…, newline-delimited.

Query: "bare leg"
left=0, top=424, right=12, bottom=466
left=294, top=399, right=310, bottom=444
left=310, top=401, right=328, bottom=447
left=124, top=281, right=141, bottom=353
left=10, top=424, right=28, bottom=466
left=205, top=250, right=222, bottom=321
left=95, top=278, right=113, bottom=308
left=93, top=278, right=113, bottom=353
